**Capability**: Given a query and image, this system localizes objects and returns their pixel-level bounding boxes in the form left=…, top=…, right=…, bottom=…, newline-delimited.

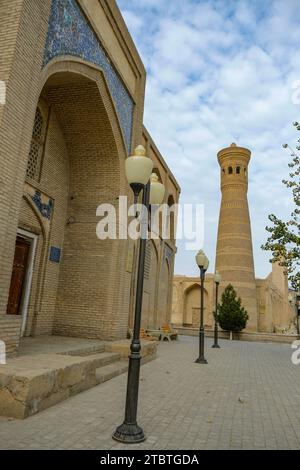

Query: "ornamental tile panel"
left=43, top=0, right=134, bottom=152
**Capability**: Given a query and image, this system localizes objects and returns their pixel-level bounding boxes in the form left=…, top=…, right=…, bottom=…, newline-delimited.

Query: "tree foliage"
left=217, top=284, right=248, bottom=332
left=262, top=122, right=300, bottom=290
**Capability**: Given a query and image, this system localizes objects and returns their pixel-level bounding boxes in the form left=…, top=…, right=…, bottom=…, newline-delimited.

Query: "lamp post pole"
left=195, top=250, right=209, bottom=364
left=212, top=272, right=221, bottom=349
left=113, top=146, right=165, bottom=444
left=296, top=292, right=300, bottom=337
left=289, top=292, right=300, bottom=338
left=113, top=182, right=150, bottom=444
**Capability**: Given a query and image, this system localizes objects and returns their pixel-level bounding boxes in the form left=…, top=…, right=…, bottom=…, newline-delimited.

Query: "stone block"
left=38, top=389, right=70, bottom=414
left=0, top=387, right=26, bottom=419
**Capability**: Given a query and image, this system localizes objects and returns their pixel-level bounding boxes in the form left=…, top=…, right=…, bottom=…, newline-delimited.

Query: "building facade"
left=0, top=0, right=180, bottom=356
left=172, top=264, right=294, bottom=334
left=172, top=144, right=294, bottom=334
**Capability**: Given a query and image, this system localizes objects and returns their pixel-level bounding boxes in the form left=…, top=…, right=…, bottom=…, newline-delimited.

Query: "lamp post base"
left=112, top=423, right=146, bottom=444
left=195, top=357, right=208, bottom=364
left=212, top=344, right=220, bottom=349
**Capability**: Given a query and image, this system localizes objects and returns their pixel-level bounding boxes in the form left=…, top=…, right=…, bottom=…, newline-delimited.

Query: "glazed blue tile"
left=43, top=0, right=134, bottom=153
left=49, top=246, right=61, bottom=263
left=31, top=191, right=53, bottom=220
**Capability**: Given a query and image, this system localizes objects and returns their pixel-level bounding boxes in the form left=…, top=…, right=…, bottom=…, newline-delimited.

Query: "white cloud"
left=117, top=0, right=300, bottom=278
left=121, top=10, right=143, bottom=35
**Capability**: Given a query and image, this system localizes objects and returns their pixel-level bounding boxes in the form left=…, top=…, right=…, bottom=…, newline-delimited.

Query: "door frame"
left=16, top=228, right=38, bottom=336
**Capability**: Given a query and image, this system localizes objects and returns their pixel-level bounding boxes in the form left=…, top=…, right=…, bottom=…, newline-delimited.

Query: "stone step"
left=18, top=336, right=106, bottom=357
left=95, top=360, right=128, bottom=385
left=81, top=352, right=121, bottom=369
left=0, top=351, right=120, bottom=419
left=0, top=340, right=157, bottom=419
left=63, top=344, right=106, bottom=357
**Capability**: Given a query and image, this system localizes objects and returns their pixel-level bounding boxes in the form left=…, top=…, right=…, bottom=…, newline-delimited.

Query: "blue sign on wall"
left=49, top=246, right=61, bottom=263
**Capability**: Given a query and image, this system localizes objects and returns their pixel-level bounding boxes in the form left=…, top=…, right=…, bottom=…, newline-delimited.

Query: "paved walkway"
left=0, top=336, right=299, bottom=450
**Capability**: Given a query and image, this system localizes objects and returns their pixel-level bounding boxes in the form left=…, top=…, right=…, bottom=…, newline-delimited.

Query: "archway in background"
left=183, top=284, right=209, bottom=328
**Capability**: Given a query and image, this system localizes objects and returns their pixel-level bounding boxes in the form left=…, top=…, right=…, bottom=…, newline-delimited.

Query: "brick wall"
left=0, top=316, right=21, bottom=357
left=0, top=0, right=180, bottom=354
left=0, top=0, right=52, bottom=356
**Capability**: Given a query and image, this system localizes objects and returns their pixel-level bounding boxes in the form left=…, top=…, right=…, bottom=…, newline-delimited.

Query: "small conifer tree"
left=217, top=284, right=248, bottom=334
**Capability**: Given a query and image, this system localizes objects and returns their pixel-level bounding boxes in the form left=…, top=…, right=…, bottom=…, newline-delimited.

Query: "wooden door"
left=7, top=237, right=31, bottom=315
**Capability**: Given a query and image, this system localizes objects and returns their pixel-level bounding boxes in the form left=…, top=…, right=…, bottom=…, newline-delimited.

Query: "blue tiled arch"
left=43, top=0, right=134, bottom=153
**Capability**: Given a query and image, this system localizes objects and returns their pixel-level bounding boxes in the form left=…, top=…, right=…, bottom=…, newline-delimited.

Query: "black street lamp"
left=297, top=292, right=300, bottom=337
left=113, top=146, right=165, bottom=444
left=195, top=250, right=209, bottom=364
left=212, top=271, right=221, bottom=349
left=288, top=291, right=300, bottom=337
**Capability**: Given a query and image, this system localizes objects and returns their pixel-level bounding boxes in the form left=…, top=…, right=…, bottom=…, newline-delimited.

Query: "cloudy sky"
left=117, top=0, right=300, bottom=279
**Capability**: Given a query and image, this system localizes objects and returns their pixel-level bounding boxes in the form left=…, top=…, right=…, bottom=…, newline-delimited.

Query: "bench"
left=146, top=329, right=172, bottom=342
left=161, top=324, right=178, bottom=340
left=128, top=328, right=157, bottom=341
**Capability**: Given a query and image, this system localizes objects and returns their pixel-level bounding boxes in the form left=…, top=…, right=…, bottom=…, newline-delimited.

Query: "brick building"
left=0, top=0, right=180, bottom=356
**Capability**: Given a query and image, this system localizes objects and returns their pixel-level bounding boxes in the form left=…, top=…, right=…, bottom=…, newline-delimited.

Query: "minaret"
left=215, top=143, right=258, bottom=331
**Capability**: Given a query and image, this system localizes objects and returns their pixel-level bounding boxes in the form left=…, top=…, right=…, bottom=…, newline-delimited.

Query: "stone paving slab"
left=0, top=336, right=299, bottom=450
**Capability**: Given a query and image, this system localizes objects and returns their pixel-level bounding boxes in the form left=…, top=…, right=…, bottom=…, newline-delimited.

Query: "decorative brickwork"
left=216, top=144, right=258, bottom=331
left=26, top=107, right=44, bottom=180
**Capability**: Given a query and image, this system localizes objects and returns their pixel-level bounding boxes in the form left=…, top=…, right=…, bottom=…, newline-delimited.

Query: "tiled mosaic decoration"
left=32, top=191, right=53, bottom=220
left=43, top=0, right=134, bottom=153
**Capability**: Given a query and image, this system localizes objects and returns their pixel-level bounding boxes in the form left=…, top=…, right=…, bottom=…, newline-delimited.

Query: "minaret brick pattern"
left=215, top=143, right=258, bottom=331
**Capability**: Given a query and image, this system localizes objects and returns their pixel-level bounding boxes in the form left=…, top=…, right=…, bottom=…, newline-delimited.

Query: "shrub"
left=217, top=284, right=248, bottom=332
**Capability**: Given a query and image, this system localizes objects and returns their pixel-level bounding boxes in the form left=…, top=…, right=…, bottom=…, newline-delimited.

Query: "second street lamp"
left=149, top=173, right=165, bottom=205
left=289, top=292, right=300, bottom=337
left=212, top=271, right=221, bottom=349
left=195, top=250, right=209, bottom=364
left=296, top=292, right=300, bottom=337
left=113, top=146, right=165, bottom=444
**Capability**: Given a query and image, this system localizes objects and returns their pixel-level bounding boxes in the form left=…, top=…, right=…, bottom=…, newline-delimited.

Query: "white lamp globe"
left=195, top=250, right=209, bottom=271
left=125, top=145, right=153, bottom=186
left=150, top=173, right=165, bottom=205
left=214, top=271, right=221, bottom=284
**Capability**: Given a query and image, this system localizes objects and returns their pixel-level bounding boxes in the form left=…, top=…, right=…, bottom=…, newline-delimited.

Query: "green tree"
left=217, top=284, right=248, bottom=333
left=262, top=122, right=300, bottom=290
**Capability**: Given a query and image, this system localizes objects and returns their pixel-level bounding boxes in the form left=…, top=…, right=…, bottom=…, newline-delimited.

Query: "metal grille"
left=26, top=108, right=43, bottom=180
